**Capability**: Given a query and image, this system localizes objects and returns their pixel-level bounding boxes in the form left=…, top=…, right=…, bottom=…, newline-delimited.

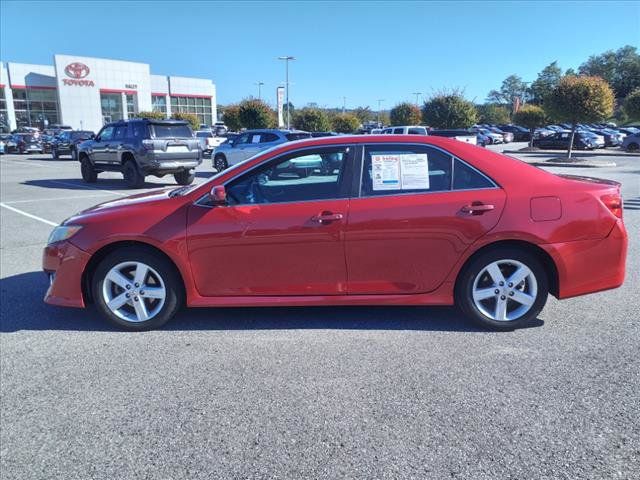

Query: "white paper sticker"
left=400, top=153, right=429, bottom=190
left=371, top=153, right=429, bottom=190
left=371, top=155, right=401, bottom=190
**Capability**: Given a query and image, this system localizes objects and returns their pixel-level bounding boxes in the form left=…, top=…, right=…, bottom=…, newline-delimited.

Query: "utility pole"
left=377, top=99, right=385, bottom=125
left=412, top=92, right=422, bottom=106
left=255, top=81, right=264, bottom=100
left=342, top=96, right=346, bottom=114
left=278, top=56, right=295, bottom=129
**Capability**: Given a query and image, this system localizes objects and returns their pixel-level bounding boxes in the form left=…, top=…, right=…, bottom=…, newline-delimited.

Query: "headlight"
left=47, top=225, right=82, bottom=245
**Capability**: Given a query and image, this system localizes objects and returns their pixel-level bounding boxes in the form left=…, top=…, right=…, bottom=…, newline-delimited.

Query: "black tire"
left=627, top=142, right=639, bottom=152
left=455, top=248, right=549, bottom=330
left=52, top=149, right=59, bottom=159
left=123, top=160, right=145, bottom=188
left=80, top=157, right=98, bottom=183
left=92, top=247, right=183, bottom=330
left=174, top=169, right=195, bottom=185
left=214, top=154, right=227, bottom=172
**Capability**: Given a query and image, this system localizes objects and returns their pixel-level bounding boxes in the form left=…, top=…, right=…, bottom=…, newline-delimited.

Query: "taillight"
left=601, top=193, right=623, bottom=219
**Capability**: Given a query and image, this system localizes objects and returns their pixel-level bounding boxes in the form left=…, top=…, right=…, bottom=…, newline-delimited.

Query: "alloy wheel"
left=101, top=261, right=166, bottom=323
left=472, top=259, right=538, bottom=322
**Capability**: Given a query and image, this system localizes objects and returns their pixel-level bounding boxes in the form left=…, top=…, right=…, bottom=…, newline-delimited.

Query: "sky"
left=1, top=0, right=638, bottom=110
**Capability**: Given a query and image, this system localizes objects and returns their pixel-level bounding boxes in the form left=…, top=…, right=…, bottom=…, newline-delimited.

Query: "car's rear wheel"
left=123, top=160, right=145, bottom=188
left=80, top=157, right=98, bottom=183
left=174, top=169, right=195, bottom=185
left=214, top=154, right=227, bottom=172
left=627, top=142, right=639, bottom=152
left=456, top=248, right=549, bottom=330
left=92, top=247, right=183, bottom=330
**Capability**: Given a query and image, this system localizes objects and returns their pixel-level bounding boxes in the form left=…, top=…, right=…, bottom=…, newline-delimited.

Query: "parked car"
left=577, top=130, right=605, bottom=148
left=497, top=125, right=530, bottom=142
left=428, top=129, right=477, bottom=145
left=381, top=126, right=429, bottom=135
left=14, top=133, right=44, bottom=154
left=43, top=135, right=628, bottom=331
left=622, top=132, right=640, bottom=152
left=76, top=119, right=201, bottom=188
left=476, top=132, right=490, bottom=147
left=471, top=127, right=502, bottom=144
left=40, top=134, right=56, bottom=154
left=213, top=121, right=228, bottom=136
left=195, top=130, right=226, bottom=158
left=51, top=130, right=95, bottom=159
left=532, top=131, right=599, bottom=150
left=587, top=128, right=624, bottom=147
left=0, top=134, right=16, bottom=153
left=212, top=129, right=311, bottom=171
left=0, top=138, right=5, bottom=154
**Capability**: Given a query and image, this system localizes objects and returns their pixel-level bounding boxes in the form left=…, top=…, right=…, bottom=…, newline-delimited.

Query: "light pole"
left=255, top=81, right=264, bottom=100
left=342, top=96, right=346, bottom=114
left=412, top=92, right=422, bottom=106
left=278, top=56, right=295, bottom=129
left=377, top=99, right=385, bottom=125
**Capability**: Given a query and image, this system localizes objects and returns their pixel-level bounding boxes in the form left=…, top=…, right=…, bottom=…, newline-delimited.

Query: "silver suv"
left=77, top=119, right=201, bottom=188
left=212, top=129, right=310, bottom=171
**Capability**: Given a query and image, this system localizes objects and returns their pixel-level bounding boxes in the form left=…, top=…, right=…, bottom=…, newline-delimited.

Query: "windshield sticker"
left=371, top=153, right=429, bottom=190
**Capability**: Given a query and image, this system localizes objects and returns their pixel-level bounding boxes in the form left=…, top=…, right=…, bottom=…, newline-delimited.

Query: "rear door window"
left=393, top=128, right=405, bottom=134
left=114, top=125, right=127, bottom=140
left=261, top=133, right=280, bottom=143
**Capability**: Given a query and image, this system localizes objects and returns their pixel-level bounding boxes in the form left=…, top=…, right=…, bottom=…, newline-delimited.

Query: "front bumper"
left=43, top=241, right=91, bottom=308
left=543, top=219, right=627, bottom=299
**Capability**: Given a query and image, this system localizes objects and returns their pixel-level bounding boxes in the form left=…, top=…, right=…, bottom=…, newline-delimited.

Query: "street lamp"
left=255, top=81, right=264, bottom=100
left=278, top=56, right=295, bottom=129
left=377, top=99, right=385, bottom=125
left=412, top=92, right=422, bottom=106
left=342, top=96, right=346, bottom=114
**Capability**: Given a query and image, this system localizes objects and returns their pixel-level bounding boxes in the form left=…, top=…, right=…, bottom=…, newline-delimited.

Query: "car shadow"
left=22, top=178, right=177, bottom=191
left=28, top=156, right=76, bottom=162
left=0, top=272, right=544, bottom=333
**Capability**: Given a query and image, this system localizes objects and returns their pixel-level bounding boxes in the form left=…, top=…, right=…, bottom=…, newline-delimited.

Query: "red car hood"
left=80, top=188, right=176, bottom=214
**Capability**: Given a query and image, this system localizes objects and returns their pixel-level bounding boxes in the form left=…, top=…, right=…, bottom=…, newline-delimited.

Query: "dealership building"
left=0, top=54, right=217, bottom=133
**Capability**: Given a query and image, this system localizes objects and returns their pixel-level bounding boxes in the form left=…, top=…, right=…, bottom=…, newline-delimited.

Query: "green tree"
left=352, top=106, right=374, bottom=124
left=530, top=61, right=562, bottom=105
left=221, top=104, right=242, bottom=132
left=623, top=88, right=640, bottom=121
left=331, top=113, right=360, bottom=133
left=513, top=105, right=546, bottom=147
left=487, top=74, right=530, bottom=112
left=292, top=107, right=331, bottom=132
left=579, top=45, right=640, bottom=98
left=238, top=98, right=276, bottom=129
left=546, top=75, right=615, bottom=158
left=171, top=112, right=200, bottom=131
left=389, top=102, right=421, bottom=126
left=422, top=92, right=478, bottom=129
left=476, top=104, right=510, bottom=124
left=133, top=111, right=166, bottom=120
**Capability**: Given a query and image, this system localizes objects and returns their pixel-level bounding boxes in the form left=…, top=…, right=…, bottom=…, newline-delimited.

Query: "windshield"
left=196, top=131, right=213, bottom=138
left=71, top=131, right=93, bottom=140
left=151, top=123, right=193, bottom=138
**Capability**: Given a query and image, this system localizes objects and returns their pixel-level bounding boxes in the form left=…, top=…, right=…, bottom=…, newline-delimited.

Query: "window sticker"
left=252, top=135, right=261, bottom=143
left=371, top=155, right=401, bottom=190
left=371, top=153, right=429, bottom=190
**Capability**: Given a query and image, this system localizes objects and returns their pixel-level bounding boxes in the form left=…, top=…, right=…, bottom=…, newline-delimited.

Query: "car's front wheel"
left=80, top=157, right=98, bottom=183
left=214, top=154, right=227, bottom=172
left=92, top=247, right=183, bottom=330
left=456, top=248, right=549, bottom=330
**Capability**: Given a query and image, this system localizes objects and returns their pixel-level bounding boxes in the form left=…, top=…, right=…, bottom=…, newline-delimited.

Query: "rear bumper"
left=43, top=241, right=90, bottom=308
left=543, top=219, right=627, bottom=299
left=144, top=152, right=202, bottom=172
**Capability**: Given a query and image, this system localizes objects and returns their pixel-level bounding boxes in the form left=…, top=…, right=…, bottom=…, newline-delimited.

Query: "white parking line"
left=0, top=202, right=58, bottom=227
left=3, top=193, right=117, bottom=204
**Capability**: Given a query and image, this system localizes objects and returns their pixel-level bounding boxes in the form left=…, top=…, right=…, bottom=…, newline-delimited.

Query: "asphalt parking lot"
left=1, top=146, right=639, bottom=479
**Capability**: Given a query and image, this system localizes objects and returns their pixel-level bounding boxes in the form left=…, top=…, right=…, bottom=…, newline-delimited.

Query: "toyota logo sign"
left=62, top=62, right=94, bottom=87
left=64, top=62, right=90, bottom=79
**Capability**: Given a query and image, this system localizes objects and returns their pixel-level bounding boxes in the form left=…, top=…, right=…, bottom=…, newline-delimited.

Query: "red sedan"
left=43, top=135, right=627, bottom=330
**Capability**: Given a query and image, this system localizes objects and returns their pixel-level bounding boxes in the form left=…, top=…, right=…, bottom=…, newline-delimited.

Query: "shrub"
left=238, top=98, right=276, bottom=129
left=422, top=93, right=477, bottom=128
left=390, top=102, right=421, bottom=126
left=292, top=107, right=331, bottom=132
left=133, top=111, right=166, bottom=120
left=513, top=105, right=546, bottom=147
left=476, top=104, right=511, bottom=124
left=331, top=113, right=360, bottom=133
left=171, top=112, right=200, bottom=131
left=624, top=88, right=640, bottom=121
left=221, top=104, right=242, bottom=131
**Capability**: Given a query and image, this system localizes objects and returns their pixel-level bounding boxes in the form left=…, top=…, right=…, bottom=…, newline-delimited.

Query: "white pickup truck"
left=195, top=130, right=226, bottom=157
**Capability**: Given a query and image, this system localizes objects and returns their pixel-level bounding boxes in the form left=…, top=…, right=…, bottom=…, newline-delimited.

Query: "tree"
left=292, top=107, right=332, bottom=132
left=624, top=88, right=640, bottom=121
left=331, top=113, right=360, bottom=133
left=546, top=75, right=615, bottom=158
left=133, top=111, right=166, bottom=120
left=238, top=98, right=276, bottom=129
left=171, top=112, right=200, bottom=131
left=579, top=45, right=640, bottom=99
left=530, top=61, right=562, bottom=105
left=422, top=92, right=477, bottom=129
left=352, top=106, right=374, bottom=124
left=513, top=105, right=546, bottom=147
left=389, top=102, right=421, bottom=126
left=486, top=74, right=530, bottom=112
left=221, top=104, right=242, bottom=132
left=476, top=104, right=510, bottom=124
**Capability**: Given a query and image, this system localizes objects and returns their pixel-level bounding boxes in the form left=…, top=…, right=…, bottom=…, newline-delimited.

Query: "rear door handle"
left=312, top=211, right=344, bottom=224
left=461, top=203, right=495, bottom=215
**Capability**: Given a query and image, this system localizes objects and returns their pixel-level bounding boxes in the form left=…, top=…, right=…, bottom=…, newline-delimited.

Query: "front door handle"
left=461, top=202, right=495, bottom=215
left=312, top=211, right=344, bottom=224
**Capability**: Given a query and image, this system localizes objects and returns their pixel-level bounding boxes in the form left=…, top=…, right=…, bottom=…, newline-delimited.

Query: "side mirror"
left=210, top=185, right=227, bottom=205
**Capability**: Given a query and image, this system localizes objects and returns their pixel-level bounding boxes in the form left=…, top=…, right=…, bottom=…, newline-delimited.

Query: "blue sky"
left=1, top=1, right=638, bottom=109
